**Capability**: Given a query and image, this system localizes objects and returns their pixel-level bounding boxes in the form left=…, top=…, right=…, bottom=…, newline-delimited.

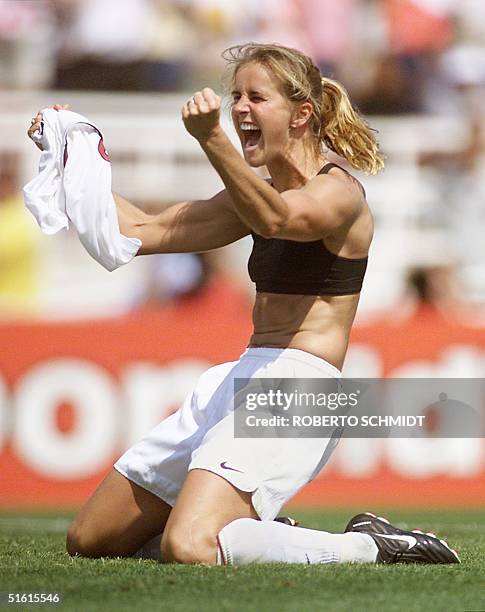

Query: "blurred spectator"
left=1, top=0, right=484, bottom=107
left=438, top=17, right=485, bottom=115
left=144, top=0, right=198, bottom=90
left=357, top=0, right=454, bottom=114
left=184, top=0, right=248, bottom=87
left=356, top=51, right=423, bottom=114
left=53, top=0, right=155, bottom=90
left=383, top=0, right=453, bottom=57
left=243, top=0, right=309, bottom=54
left=418, top=35, right=485, bottom=302
left=406, top=265, right=466, bottom=316
left=1, top=0, right=485, bottom=107
left=0, top=154, right=40, bottom=318
left=294, top=0, right=361, bottom=77
left=134, top=253, right=211, bottom=308
left=452, top=0, right=485, bottom=45
left=0, top=0, right=55, bottom=88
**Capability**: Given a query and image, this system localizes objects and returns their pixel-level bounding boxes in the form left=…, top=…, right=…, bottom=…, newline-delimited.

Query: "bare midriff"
left=248, top=291, right=361, bottom=371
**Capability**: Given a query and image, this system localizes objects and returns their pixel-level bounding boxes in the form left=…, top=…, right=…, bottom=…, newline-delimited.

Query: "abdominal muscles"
left=249, top=292, right=361, bottom=371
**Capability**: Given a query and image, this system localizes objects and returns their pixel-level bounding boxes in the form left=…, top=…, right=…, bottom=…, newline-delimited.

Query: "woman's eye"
left=231, top=95, right=265, bottom=104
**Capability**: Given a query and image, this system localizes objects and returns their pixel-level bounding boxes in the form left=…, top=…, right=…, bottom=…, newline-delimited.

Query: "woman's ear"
left=290, top=102, right=313, bottom=128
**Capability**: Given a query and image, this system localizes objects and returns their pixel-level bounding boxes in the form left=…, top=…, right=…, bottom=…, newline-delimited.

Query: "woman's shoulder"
left=311, top=162, right=366, bottom=200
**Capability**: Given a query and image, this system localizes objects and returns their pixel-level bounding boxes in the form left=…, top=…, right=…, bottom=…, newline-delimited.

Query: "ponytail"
left=320, top=77, right=384, bottom=175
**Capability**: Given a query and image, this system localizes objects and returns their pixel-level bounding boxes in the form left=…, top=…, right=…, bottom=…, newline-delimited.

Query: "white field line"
left=0, top=517, right=71, bottom=532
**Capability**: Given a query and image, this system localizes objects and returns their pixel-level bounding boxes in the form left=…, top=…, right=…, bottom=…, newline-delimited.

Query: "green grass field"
left=1, top=509, right=484, bottom=612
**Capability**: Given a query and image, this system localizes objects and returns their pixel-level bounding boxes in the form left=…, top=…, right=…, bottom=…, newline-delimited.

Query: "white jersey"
left=23, top=108, right=141, bottom=272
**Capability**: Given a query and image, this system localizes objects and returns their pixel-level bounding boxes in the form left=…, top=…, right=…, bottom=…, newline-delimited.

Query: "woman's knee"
left=161, top=523, right=217, bottom=565
left=66, top=517, right=123, bottom=558
left=66, top=518, right=97, bottom=557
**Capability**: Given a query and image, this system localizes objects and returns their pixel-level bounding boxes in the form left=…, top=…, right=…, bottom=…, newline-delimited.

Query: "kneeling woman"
left=29, top=43, right=459, bottom=565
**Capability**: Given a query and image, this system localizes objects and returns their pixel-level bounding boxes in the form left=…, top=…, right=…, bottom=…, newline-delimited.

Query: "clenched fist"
left=182, top=88, right=222, bottom=142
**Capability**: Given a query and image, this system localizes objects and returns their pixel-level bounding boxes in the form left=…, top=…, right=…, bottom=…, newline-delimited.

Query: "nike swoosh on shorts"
left=220, top=462, right=244, bottom=473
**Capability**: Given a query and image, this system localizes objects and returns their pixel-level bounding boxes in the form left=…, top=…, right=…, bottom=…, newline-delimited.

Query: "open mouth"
left=240, top=122, right=262, bottom=151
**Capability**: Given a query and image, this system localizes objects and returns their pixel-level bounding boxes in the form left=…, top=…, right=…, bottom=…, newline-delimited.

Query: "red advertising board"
left=1, top=280, right=484, bottom=509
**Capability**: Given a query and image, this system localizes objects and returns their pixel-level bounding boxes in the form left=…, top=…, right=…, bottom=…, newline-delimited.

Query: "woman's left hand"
left=182, top=88, right=222, bottom=142
left=28, top=104, right=70, bottom=150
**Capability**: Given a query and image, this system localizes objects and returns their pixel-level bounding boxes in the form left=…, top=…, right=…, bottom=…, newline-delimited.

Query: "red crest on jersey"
left=98, top=137, right=110, bottom=162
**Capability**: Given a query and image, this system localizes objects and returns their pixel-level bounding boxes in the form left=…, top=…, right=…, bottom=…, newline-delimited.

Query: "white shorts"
left=114, top=347, right=341, bottom=520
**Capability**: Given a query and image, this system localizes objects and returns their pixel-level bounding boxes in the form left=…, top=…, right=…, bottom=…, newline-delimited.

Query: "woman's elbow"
left=256, top=219, right=286, bottom=239
left=252, top=211, right=288, bottom=238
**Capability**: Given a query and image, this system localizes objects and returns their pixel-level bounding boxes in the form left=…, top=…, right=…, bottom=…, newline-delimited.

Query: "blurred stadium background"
left=0, top=0, right=484, bottom=511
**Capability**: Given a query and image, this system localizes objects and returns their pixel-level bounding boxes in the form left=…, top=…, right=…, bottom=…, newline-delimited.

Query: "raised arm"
left=115, top=190, right=250, bottom=255
left=182, top=89, right=363, bottom=242
left=28, top=106, right=250, bottom=256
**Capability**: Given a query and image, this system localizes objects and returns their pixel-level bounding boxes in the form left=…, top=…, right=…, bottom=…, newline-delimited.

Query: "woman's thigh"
left=67, top=468, right=172, bottom=558
left=161, top=468, right=258, bottom=564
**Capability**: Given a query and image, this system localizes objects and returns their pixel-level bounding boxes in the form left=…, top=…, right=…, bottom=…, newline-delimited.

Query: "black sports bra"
left=247, top=163, right=368, bottom=296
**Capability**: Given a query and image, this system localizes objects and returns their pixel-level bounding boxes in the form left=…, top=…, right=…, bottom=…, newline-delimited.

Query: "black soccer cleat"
left=344, top=512, right=460, bottom=564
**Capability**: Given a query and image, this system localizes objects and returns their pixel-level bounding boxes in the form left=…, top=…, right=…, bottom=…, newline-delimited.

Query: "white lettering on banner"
left=333, top=438, right=383, bottom=477
left=1, top=347, right=484, bottom=481
left=309, top=343, right=382, bottom=479
left=389, top=345, right=485, bottom=378
left=342, top=344, right=382, bottom=377
left=0, top=373, right=9, bottom=453
left=121, top=359, right=210, bottom=449
left=12, top=359, right=119, bottom=479
left=323, top=344, right=484, bottom=478
left=386, top=438, right=483, bottom=478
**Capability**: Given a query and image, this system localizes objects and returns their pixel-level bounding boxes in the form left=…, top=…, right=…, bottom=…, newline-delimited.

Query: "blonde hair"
left=222, top=43, right=385, bottom=175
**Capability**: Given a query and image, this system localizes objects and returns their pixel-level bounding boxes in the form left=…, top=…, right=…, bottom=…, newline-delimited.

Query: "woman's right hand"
left=27, top=104, right=70, bottom=150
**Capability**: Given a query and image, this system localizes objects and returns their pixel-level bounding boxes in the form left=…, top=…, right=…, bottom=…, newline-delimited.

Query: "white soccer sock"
left=217, top=518, right=378, bottom=565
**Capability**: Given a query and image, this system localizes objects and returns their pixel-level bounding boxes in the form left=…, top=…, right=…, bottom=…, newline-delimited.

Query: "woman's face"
left=231, top=62, right=294, bottom=167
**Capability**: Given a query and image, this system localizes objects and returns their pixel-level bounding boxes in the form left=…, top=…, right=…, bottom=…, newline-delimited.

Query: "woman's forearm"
left=113, top=189, right=249, bottom=255
left=114, top=192, right=151, bottom=239
left=199, top=129, right=289, bottom=237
